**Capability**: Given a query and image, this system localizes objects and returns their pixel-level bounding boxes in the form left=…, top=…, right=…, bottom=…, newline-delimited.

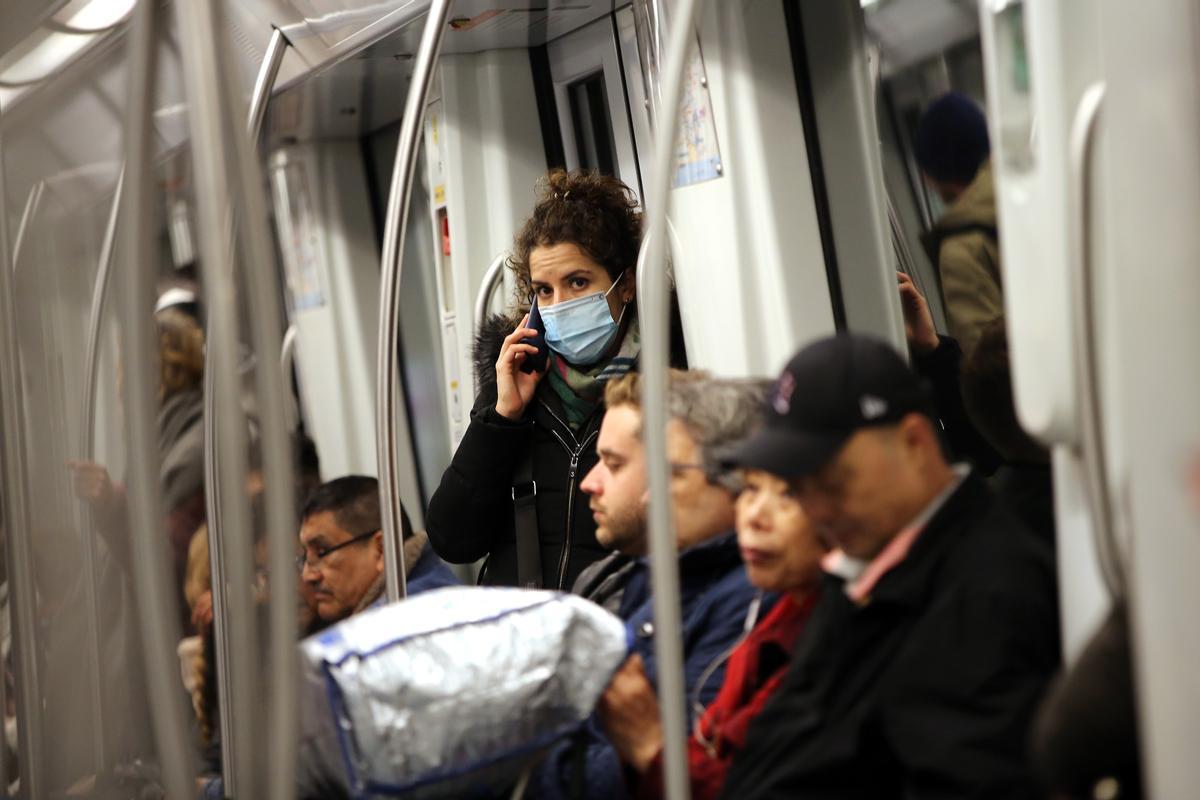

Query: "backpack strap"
left=512, top=450, right=543, bottom=589
left=921, top=222, right=1000, bottom=298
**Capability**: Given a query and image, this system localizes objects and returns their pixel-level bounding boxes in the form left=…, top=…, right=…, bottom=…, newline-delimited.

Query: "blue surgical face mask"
left=539, top=271, right=627, bottom=366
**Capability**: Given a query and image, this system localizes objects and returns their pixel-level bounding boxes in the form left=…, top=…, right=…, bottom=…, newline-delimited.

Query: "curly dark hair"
left=508, top=170, right=642, bottom=307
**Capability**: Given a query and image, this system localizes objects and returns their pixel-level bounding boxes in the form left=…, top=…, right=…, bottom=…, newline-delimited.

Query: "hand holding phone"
left=519, top=297, right=549, bottom=374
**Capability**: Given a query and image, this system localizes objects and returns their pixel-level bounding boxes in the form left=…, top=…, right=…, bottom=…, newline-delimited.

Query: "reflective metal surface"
left=177, top=0, right=260, bottom=792
left=636, top=0, right=706, bottom=795
left=377, top=0, right=457, bottom=604
left=1067, top=83, right=1123, bottom=599
left=0, top=124, right=45, bottom=800
left=298, top=588, right=628, bottom=797
left=77, top=164, right=125, bottom=777
left=115, top=0, right=197, bottom=796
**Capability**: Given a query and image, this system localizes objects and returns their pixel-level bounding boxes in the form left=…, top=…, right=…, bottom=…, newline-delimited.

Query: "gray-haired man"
left=534, top=369, right=769, bottom=800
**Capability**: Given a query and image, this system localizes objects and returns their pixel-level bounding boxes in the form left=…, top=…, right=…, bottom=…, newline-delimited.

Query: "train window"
left=567, top=71, right=619, bottom=176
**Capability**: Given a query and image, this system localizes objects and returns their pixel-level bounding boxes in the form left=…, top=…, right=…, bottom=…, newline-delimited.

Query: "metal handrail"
left=636, top=0, right=706, bottom=795
left=187, top=17, right=292, bottom=798
left=178, top=1, right=261, bottom=794
left=376, top=0, right=456, bottom=603
left=115, top=1, right=197, bottom=797
left=77, top=164, right=125, bottom=778
left=222, top=25, right=300, bottom=800
left=630, top=0, right=668, bottom=126
left=247, top=28, right=287, bottom=148
left=474, top=252, right=508, bottom=333
left=0, top=126, right=47, bottom=800
left=1068, top=83, right=1124, bottom=600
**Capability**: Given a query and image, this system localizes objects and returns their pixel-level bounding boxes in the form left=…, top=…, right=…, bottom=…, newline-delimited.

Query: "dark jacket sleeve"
left=530, top=718, right=627, bottom=800
left=913, top=335, right=1002, bottom=474
left=424, top=395, right=536, bottom=565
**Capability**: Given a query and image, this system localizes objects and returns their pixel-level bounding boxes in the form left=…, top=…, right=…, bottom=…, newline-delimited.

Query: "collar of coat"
left=353, top=530, right=431, bottom=613
left=840, top=472, right=993, bottom=610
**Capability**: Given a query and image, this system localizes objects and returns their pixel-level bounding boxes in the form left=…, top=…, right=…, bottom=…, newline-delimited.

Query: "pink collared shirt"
left=822, top=465, right=970, bottom=605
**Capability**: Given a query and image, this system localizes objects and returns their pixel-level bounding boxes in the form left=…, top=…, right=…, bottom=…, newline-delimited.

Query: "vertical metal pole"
left=117, top=1, right=198, bottom=797
left=376, top=0, right=455, bottom=603
left=636, top=0, right=705, bottom=796
left=630, top=0, right=668, bottom=127
left=177, top=0, right=260, bottom=794
left=0, top=139, right=46, bottom=800
left=191, top=18, right=292, bottom=799
left=77, top=165, right=125, bottom=779
left=221, top=24, right=299, bottom=800
left=201, top=323, right=238, bottom=796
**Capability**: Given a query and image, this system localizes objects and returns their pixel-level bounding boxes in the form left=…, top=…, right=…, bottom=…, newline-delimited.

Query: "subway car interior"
left=0, top=0, right=1196, bottom=797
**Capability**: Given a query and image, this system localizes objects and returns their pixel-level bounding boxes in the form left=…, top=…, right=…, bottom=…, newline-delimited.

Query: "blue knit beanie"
left=914, top=92, right=990, bottom=185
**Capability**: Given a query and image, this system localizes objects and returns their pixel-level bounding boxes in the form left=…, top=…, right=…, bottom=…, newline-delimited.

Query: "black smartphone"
left=519, top=297, right=549, bottom=374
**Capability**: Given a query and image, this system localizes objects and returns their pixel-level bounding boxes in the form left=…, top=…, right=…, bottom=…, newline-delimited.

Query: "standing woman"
left=426, top=170, right=644, bottom=590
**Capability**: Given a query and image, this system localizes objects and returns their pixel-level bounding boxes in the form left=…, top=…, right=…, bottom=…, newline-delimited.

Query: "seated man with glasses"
left=298, top=475, right=458, bottom=627
left=533, top=370, right=769, bottom=799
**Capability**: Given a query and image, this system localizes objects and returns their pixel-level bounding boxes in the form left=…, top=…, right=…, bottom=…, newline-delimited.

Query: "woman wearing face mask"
left=426, top=170, right=655, bottom=589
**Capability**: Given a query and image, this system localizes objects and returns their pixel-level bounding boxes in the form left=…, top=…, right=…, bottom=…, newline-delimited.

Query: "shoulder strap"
left=512, top=450, right=543, bottom=589
left=922, top=222, right=1000, bottom=299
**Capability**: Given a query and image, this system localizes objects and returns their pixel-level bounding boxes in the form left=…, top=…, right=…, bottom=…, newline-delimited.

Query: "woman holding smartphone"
left=425, top=169, right=644, bottom=589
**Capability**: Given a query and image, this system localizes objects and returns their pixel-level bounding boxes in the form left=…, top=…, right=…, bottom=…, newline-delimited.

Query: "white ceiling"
left=865, top=0, right=980, bottom=75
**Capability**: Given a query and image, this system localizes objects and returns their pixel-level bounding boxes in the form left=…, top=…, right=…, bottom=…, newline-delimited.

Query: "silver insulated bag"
left=297, top=586, right=629, bottom=798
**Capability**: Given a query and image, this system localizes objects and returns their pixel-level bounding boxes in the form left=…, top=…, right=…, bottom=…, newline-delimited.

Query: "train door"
left=547, top=14, right=645, bottom=200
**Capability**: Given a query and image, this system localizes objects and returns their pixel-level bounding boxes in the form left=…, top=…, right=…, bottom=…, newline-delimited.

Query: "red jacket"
left=634, top=591, right=817, bottom=800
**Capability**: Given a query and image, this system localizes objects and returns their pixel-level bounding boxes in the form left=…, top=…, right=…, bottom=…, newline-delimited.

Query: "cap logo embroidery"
left=860, top=394, right=888, bottom=420
left=773, top=372, right=796, bottom=415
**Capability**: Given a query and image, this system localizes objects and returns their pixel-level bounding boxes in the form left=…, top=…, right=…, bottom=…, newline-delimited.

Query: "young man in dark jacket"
left=532, top=370, right=768, bottom=799
left=718, top=334, right=1059, bottom=799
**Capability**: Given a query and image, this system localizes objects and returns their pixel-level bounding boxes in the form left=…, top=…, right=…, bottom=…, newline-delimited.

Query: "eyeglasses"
left=296, top=529, right=378, bottom=572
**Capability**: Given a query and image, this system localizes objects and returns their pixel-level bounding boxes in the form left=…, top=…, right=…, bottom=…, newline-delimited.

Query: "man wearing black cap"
left=718, top=334, right=1059, bottom=799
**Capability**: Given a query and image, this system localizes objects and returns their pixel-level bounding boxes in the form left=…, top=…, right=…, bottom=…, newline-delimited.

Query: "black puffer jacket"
left=425, top=314, right=609, bottom=590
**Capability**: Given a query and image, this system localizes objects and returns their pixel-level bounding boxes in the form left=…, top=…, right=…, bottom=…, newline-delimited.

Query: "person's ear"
left=373, top=531, right=385, bottom=571
left=900, top=413, right=939, bottom=465
left=621, top=271, right=636, bottom=304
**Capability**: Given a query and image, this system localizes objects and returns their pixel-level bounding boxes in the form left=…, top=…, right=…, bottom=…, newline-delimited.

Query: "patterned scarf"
left=546, top=317, right=641, bottom=429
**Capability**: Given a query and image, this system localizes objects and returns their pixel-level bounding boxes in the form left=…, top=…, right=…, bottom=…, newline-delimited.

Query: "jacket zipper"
left=541, top=401, right=601, bottom=589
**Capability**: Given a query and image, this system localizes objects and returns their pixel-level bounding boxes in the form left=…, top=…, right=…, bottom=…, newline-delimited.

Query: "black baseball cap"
left=721, top=335, right=933, bottom=477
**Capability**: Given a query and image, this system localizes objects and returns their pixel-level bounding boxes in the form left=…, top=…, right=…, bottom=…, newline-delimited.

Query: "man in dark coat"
left=718, top=335, right=1059, bottom=799
left=531, top=370, right=768, bottom=799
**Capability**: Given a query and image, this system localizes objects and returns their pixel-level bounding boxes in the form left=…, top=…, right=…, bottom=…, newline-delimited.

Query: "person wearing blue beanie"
left=914, top=92, right=1002, bottom=355
left=915, top=91, right=991, bottom=199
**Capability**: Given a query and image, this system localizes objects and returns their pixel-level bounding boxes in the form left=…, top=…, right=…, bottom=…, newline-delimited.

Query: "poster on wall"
left=673, top=41, right=723, bottom=188
left=276, top=160, right=327, bottom=312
